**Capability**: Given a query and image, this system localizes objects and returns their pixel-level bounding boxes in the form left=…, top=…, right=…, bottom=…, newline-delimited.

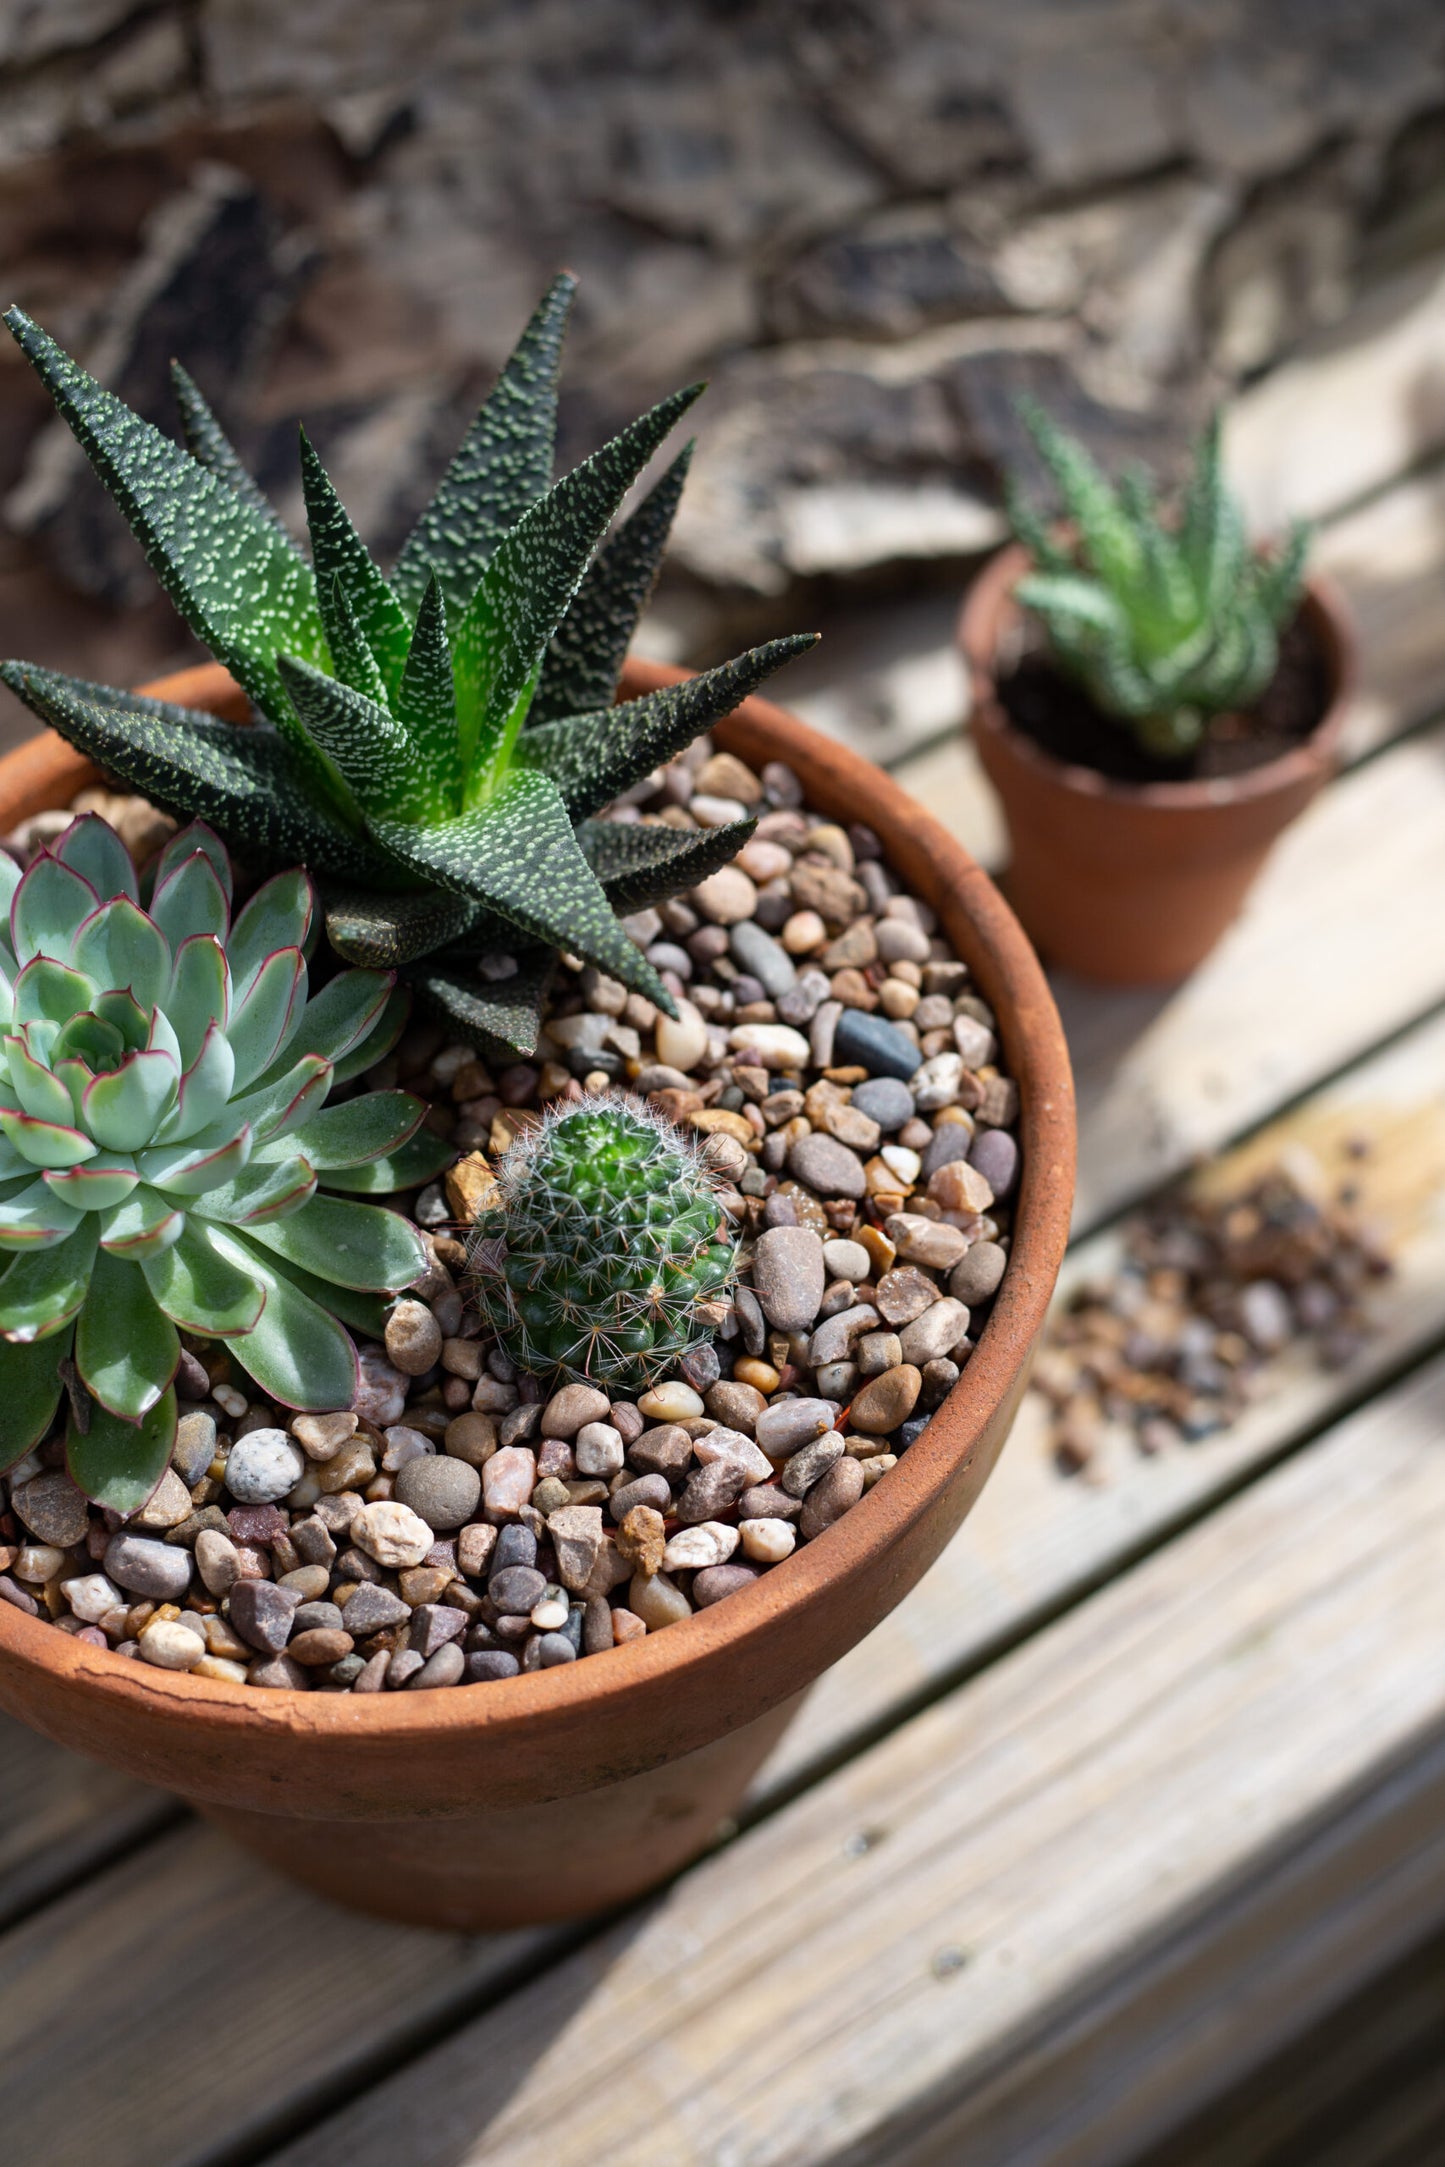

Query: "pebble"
left=467, top=1650, right=521, bottom=1682
left=800, top=1455, right=866, bottom=1538
left=704, top=1379, right=767, bottom=1433
left=172, top=1411, right=220, bottom=1485
left=850, top=1365, right=922, bottom=1433
left=549, top=1505, right=605, bottom=1591
left=787, top=1132, right=867, bottom=1201
left=628, top=1570, right=692, bottom=1629
left=929, top=1158, right=995, bottom=1214
left=617, top=1505, right=666, bottom=1575
left=350, top=1500, right=436, bottom=1569
left=781, top=1432, right=845, bottom=1497
left=663, top=1521, right=740, bottom=1571
left=899, top=1297, right=970, bottom=1365
left=751, top=1223, right=826, bottom=1332
left=104, top=1532, right=193, bottom=1604
left=693, top=1563, right=761, bottom=1607
left=756, top=1398, right=837, bottom=1458
left=850, top=1077, right=915, bottom=1132
left=727, top=1022, right=811, bottom=1070
left=888, top=1214, right=968, bottom=1271
left=911, top=1051, right=964, bottom=1110
left=692, top=866, right=757, bottom=924
left=482, top=1446, right=538, bottom=1518
left=194, top=1529, right=241, bottom=1596
left=340, top=1582, right=411, bottom=1634
left=692, top=1427, right=772, bottom=1484
left=229, top=1580, right=303, bottom=1654
left=674, top=1458, right=752, bottom=1524
left=354, top=1346, right=408, bottom=1427
left=63, top=1573, right=124, bottom=1625
left=291, top=1411, right=359, bottom=1461
left=384, top=1299, right=444, bottom=1376
left=629, top=1423, right=697, bottom=1475
left=832, top=1008, right=922, bottom=1081
left=225, top=1429, right=306, bottom=1506
left=739, top=1518, right=797, bottom=1564
left=637, top=1380, right=705, bottom=1423
left=575, top=1422, right=625, bottom=1477
left=969, top=1128, right=1019, bottom=1198
left=807, top=1303, right=880, bottom=1366
left=654, top=997, right=709, bottom=1071
left=822, top=1238, right=871, bottom=1283
left=950, top=1241, right=1008, bottom=1304
left=730, top=919, right=797, bottom=996
left=13, top=1470, right=90, bottom=1547
left=138, top=1618, right=206, bottom=1671
left=393, top=1454, right=482, bottom=1531
left=409, top=1643, right=466, bottom=1688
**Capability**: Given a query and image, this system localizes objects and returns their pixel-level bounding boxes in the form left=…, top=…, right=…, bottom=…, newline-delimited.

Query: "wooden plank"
left=0, top=1716, right=172, bottom=1930
left=0, top=1819, right=547, bottom=2167
left=258, top=1356, right=1445, bottom=2167
left=1225, top=255, right=1445, bottom=529
left=764, top=999, right=1445, bottom=1792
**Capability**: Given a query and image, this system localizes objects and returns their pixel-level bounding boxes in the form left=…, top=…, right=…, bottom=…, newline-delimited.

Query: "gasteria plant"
left=0, top=814, right=445, bottom=1510
left=0, top=276, right=816, bottom=1055
left=472, top=1096, right=736, bottom=1392
left=1007, top=401, right=1310, bottom=758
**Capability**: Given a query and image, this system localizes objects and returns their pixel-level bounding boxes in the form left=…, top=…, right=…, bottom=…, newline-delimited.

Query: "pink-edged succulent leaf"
left=5, top=1033, right=77, bottom=1125
left=254, top=967, right=393, bottom=1081
left=255, top=1090, right=423, bottom=1171
left=0, top=1216, right=98, bottom=1341
left=72, top=895, right=170, bottom=1013
left=11, top=852, right=98, bottom=966
left=82, top=1048, right=179, bottom=1153
left=0, top=1109, right=99, bottom=1170
left=159, top=1018, right=238, bottom=1144
left=75, top=1246, right=179, bottom=1421
left=67, top=1385, right=177, bottom=1514
left=319, top=1126, right=456, bottom=1195
left=0, top=1176, right=85, bottom=1249
left=196, top=1154, right=318, bottom=1226
left=50, top=811, right=139, bottom=905
left=43, top=1159, right=141, bottom=1212
left=242, top=1190, right=424, bottom=1293
left=0, top=1325, right=71, bottom=1471
left=329, top=985, right=410, bottom=1085
left=167, top=933, right=230, bottom=1069
left=141, top=1217, right=266, bottom=1336
left=136, top=1122, right=252, bottom=1196
left=150, top=818, right=234, bottom=906
left=149, top=846, right=231, bottom=950
left=226, top=869, right=315, bottom=993
left=216, top=1226, right=362, bottom=1407
left=226, top=945, right=305, bottom=1089
left=99, top=1186, right=185, bottom=1260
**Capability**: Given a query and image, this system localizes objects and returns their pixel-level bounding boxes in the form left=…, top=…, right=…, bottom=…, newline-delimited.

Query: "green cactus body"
left=0, top=813, right=449, bottom=1508
left=1008, top=402, right=1311, bottom=758
left=472, top=1099, right=737, bottom=1392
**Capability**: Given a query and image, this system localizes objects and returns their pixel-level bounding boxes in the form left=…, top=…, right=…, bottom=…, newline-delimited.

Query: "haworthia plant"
left=0, top=277, right=816, bottom=1054
left=0, top=814, right=448, bottom=1509
left=1007, top=400, right=1311, bottom=757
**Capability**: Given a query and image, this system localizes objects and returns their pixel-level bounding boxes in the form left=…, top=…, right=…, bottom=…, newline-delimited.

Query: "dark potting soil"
left=997, top=611, right=1331, bottom=786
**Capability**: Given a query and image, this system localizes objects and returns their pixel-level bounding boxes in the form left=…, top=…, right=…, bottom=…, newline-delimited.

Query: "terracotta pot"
left=0, top=658, right=1075, bottom=1930
left=960, top=544, right=1356, bottom=984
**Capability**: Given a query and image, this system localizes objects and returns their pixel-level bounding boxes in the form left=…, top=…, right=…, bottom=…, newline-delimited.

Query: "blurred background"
left=2, top=0, right=1443, bottom=754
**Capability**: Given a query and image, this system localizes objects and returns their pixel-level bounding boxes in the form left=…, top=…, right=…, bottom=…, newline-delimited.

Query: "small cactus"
left=471, top=1097, right=737, bottom=1391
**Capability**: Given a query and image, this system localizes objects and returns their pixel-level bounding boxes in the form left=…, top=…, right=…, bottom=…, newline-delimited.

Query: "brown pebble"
left=693, top=1563, right=762, bottom=1607
left=850, top=1364, right=922, bottom=1433
left=288, top=1627, right=355, bottom=1667
left=800, top=1455, right=866, bottom=1538
left=616, top=1505, right=667, bottom=1576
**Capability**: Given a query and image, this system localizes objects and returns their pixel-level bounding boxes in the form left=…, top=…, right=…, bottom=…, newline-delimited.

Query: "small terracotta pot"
left=960, top=544, right=1356, bottom=984
left=0, top=658, right=1075, bottom=1930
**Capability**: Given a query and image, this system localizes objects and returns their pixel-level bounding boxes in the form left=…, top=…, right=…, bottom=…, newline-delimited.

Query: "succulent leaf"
left=171, top=361, right=293, bottom=539
left=392, top=271, right=576, bottom=616
left=322, top=886, right=479, bottom=970
left=0, top=1217, right=98, bottom=1341
left=0, top=1329, right=69, bottom=1470
left=246, top=1192, right=426, bottom=1293
left=67, top=1386, right=177, bottom=1516
left=578, top=815, right=758, bottom=915
left=75, top=1246, right=179, bottom=1419
left=392, top=575, right=461, bottom=811
left=210, top=1227, right=362, bottom=1407
left=299, top=428, right=412, bottom=693
left=409, top=953, right=555, bottom=1064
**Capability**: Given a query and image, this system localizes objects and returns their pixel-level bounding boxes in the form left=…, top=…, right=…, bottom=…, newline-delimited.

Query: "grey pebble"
left=919, top=1123, right=975, bottom=1181
left=949, top=1241, right=1008, bottom=1305
left=781, top=1432, right=846, bottom=1497
left=755, top=1396, right=837, bottom=1457
left=850, top=1077, right=915, bottom=1132
left=490, top=1564, right=548, bottom=1613
left=751, top=1223, right=826, bottom=1332
left=172, top=1411, right=219, bottom=1487
left=536, top=1632, right=577, bottom=1666
left=832, top=1008, right=922, bottom=1082
left=229, top=1580, right=304, bottom=1654
left=608, top=1473, right=672, bottom=1523
left=731, top=919, right=797, bottom=996
left=674, top=1458, right=752, bottom=1524
left=778, top=968, right=830, bottom=1027
left=225, top=1428, right=305, bottom=1506
left=693, top=1563, right=762, bottom=1607
left=104, top=1531, right=193, bottom=1604
left=393, top=1453, right=482, bottom=1531
left=822, top=1238, right=871, bottom=1282
left=341, top=1582, right=411, bottom=1635
left=787, top=1131, right=866, bottom=1202
left=969, top=1128, right=1019, bottom=1197
left=466, top=1649, right=521, bottom=1681
left=807, top=1303, right=880, bottom=1367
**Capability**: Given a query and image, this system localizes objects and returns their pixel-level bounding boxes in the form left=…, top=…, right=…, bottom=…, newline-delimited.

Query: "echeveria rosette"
left=0, top=814, right=448, bottom=1510
left=1008, top=401, right=1311, bottom=758
left=0, top=274, right=817, bottom=1056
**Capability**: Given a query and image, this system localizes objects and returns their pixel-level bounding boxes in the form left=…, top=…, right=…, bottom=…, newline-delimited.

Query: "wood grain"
left=258, top=1356, right=1445, bottom=2167
left=0, top=1717, right=171, bottom=1929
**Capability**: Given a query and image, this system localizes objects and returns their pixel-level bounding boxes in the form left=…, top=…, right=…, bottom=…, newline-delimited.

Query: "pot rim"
left=960, top=541, right=1355, bottom=811
left=0, top=659, right=1075, bottom=1750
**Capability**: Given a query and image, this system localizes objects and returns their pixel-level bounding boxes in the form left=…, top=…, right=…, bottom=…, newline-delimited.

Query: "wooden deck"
left=5, top=265, right=1445, bottom=2166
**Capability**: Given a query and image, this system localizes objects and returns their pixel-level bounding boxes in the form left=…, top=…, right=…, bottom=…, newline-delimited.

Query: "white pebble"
left=574, top=1422, right=625, bottom=1477
left=726, top=1022, right=811, bottom=1069
left=911, top=1052, right=964, bottom=1110
left=193, top=1655, right=249, bottom=1685
left=139, top=1618, right=207, bottom=1671
left=530, top=1597, right=570, bottom=1631
left=63, top=1572, right=124, bottom=1624
left=689, top=793, right=749, bottom=828
left=662, top=1521, right=740, bottom=1571
left=351, top=1499, right=435, bottom=1569
left=739, top=1518, right=797, bottom=1565
left=638, top=1380, right=705, bottom=1422
left=654, top=996, right=709, bottom=1073
left=225, top=1428, right=305, bottom=1505
left=692, top=1426, right=772, bottom=1484
left=880, top=1144, right=922, bottom=1186
left=14, top=1544, right=65, bottom=1583
left=213, top=1384, right=248, bottom=1419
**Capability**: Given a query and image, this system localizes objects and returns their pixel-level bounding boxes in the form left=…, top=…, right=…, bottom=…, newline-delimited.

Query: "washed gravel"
left=6, top=746, right=1022, bottom=1692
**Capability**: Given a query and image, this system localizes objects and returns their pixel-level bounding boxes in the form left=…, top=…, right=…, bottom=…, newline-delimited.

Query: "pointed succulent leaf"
left=579, top=814, right=758, bottom=914
left=15, top=956, right=109, bottom=1031
left=275, top=653, right=415, bottom=814
left=93, top=987, right=149, bottom=1051
left=171, top=360, right=293, bottom=538
left=161, top=1018, right=238, bottom=1143
left=142, top=1217, right=267, bottom=1336
left=0, top=1110, right=99, bottom=1171
left=531, top=441, right=693, bottom=725
left=255, top=968, right=393, bottom=1079
left=227, top=870, right=315, bottom=994
left=0, top=1328, right=69, bottom=1472
left=323, top=886, right=479, bottom=970
left=75, top=1246, right=179, bottom=1420
left=372, top=769, right=672, bottom=1008
left=391, top=574, right=461, bottom=813
left=50, top=811, right=139, bottom=904
left=43, top=1159, right=140, bottom=1212
left=83, top=1049, right=179, bottom=1153
left=255, top=1091, right=423, bottom=1171
left=0, top=666, right=378, bottom=883
left=150, top=848, right=230, bottom=950
left=393, top=271, right=576, bottom=615
left=7, top=1032, right=82, bottom=1125
left=197, top=1155, right=318, bottom=1226
left=319, top=571, right=389, bottom=710
left=72, top=896, right=170, bottom=1014
left=245, top=1191, right=425, bottom=1293
left=330, top=985, right=411, bottom=1084
left=100, top=1186, right=185, bottom=1260
left=319, top=1126, right=456, bottom=1194
left=409, top=951, right=555, bottom=1060
left=520, top=636, right=817, bottom=821
left=229, top=1232, right=391, bottom=1339
left=0, top=1177, right=84, bottom=1249
left=4, top=309, right=332, bottom=748
left=11, top=851, right=98, bottom=966
left=0, top=1217, right=98, bottom=1342
left=216, top=1228, right=361, bottom=1408
left=453, top=382, right=704, bottom=778
left=136, top=1124, right=252, bottom=1197
left=151, top=819, right=234, bottom=907
left=225, top=1054, right=333, bottom=1144
left=299, top=427, right=412, bottom=693
left=68, top=1386, right=177, bottom=1515
left=226, top=947, right=305, bottom=1089
left=167, top=934, right=230, bottom=1069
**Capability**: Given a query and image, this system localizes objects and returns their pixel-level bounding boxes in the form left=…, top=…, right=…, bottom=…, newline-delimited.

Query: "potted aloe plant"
left=960, top=403, right=1355, bottom=982
left=0, top=278, right=1074, bottom=1930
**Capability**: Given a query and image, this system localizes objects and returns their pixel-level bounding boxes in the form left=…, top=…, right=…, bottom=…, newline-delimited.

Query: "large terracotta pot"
left=0, top=658, right=1075, bottom=1930
left=961, top=544, right=1356, bottom=984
